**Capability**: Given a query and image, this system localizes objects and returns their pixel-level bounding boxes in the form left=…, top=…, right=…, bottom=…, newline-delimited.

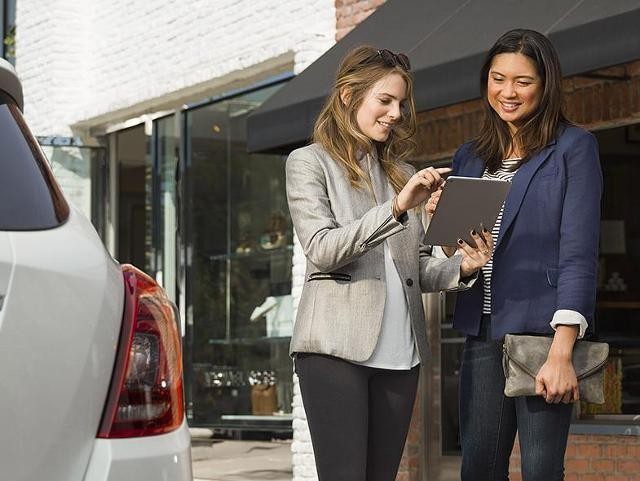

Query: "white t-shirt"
left=354, top=241, right=420, bottom=369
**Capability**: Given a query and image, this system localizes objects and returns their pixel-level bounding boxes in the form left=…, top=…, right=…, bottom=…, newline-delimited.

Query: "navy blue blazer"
left=452, top=125, right=602, bottom=339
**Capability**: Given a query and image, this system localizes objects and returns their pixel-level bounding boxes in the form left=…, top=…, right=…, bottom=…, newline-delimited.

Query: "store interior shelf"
left=597, top=300, right=640, bottom=309
left=207, top=336, right=291, bottom=345
left=217, top=414, right=293, bottom=432
left=207, top=244, right=293, bottom=261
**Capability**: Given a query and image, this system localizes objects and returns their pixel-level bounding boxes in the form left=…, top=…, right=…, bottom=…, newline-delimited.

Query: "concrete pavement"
left=191, top=438, right=293, bottom=481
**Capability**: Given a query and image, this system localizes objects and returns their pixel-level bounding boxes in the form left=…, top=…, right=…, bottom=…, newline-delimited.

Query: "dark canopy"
left=247, top=0, right=640, bottom=153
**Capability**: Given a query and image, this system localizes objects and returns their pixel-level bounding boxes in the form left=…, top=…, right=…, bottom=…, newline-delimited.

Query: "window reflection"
left=45, top=144, right=107, bottom=237
left=588, top=124, right=640, bottom=420
left=185, top=83, right=293, bottom=427
left=155, top=115, right=178, bottom=302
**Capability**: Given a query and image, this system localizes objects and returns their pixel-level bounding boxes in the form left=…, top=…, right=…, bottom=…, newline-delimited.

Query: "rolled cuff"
left=447, top=255, right=478, bottom=291
left=550, top=309, right=588, bottom=339
left=431, top=245, right=461, bottom=259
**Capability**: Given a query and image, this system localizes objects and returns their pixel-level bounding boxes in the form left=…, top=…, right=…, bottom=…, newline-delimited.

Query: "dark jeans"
left=459, top=316, right=573, bottom=481
left=295, top=353, right=419, bottom=481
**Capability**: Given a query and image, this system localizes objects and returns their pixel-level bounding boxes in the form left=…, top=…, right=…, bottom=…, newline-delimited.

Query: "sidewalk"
left=191, top=438, right=293, bottom=481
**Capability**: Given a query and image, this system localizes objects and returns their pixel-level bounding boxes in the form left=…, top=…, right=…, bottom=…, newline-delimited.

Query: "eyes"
left=377, top=96, right=407, bottom=109
left=490, top=75, right=534, bottom=87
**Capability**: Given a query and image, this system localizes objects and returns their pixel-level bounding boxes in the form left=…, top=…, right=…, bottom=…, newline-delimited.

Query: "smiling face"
left=487, top=52, right=542, bottom=133
left=355, top=72, right=407, bottom=142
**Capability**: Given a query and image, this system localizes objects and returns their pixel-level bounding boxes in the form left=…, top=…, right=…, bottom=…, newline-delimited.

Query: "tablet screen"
left=424, top=176, right=510, bottom=247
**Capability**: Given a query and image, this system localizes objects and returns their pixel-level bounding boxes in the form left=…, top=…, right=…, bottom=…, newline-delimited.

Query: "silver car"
left=0, top=59, right=193, bottom=480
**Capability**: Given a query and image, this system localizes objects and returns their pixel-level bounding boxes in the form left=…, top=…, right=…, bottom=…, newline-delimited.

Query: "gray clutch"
left=502, top=334, right=609, bottom=404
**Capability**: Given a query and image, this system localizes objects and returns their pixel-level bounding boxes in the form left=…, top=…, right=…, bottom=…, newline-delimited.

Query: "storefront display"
left=183, top=82, right=293, bottom=428
left=589, top=124, right=640, bottom=419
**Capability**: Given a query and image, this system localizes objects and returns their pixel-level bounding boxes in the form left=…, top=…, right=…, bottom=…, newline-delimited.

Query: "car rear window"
left=0, top=92, right=69, bottom=230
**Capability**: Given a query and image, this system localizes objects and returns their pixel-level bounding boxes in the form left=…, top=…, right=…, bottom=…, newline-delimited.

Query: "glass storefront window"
left=115, top=125, right=153, bottom=273
left=154, top=115, right=178, bottom=302
left=1, top=0, right=16, bottom=63
left=582, top=124, right=640, bottom=421
left=42, top=141, right=107, bottom=238
left=184, top=83, right=293, bottom=428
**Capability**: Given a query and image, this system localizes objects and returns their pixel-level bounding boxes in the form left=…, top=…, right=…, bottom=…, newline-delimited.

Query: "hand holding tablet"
left=424, top=176, right=511, bottom=247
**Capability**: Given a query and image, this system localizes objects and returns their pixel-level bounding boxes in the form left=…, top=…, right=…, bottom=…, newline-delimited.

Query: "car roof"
left=0, top=58, right=24, bottom=111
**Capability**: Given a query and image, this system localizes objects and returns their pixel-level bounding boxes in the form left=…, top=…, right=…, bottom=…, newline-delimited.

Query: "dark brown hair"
left=474, top=29, right=570, bottom=172
left=313, top=45, right=417, bottom=193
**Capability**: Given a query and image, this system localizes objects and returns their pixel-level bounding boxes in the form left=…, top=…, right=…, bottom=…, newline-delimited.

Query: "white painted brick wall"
left=291, top=233, right=318, bottom=481
left=15, top=0, right=335, bottom=136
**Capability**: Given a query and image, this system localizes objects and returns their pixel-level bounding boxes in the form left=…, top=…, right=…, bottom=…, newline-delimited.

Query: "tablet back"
left=424, top=176, right=511, bottom=247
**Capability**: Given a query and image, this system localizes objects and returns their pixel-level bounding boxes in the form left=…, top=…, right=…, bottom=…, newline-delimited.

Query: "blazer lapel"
left=366, top=151, right=389, bottom=205
left=495, top=141, right=557, bottom=249
left=459, top=156, right=484, bottom=178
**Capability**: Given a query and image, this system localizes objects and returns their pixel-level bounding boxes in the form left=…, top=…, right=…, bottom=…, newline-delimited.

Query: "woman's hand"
left=457, top=229, right=494, bottom=277
left=395, top=167, right=451, bottom=214
left=535, top=325, right=580, bottom=403
left=425, top=187, right=443, bottom=216
left=426, top=187, right=459, bottom=257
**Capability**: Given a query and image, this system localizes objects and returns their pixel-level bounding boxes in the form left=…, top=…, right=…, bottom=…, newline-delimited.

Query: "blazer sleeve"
left=556, top=132, right=602, bottom=320
left=418, top=220, right=477, bottom=292
left=417, top=143, right=478, bottom=292
left=286, top=148, right=408, bottom=272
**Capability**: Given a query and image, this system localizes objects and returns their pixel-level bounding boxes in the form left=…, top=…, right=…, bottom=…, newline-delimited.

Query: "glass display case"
left=183, top=83, right=294, bottom=430
left=581, top=124, right=640, bottom=420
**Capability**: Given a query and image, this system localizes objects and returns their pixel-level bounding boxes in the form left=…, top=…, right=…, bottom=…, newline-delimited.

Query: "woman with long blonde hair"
left=286, top=45, right=493, bottom=481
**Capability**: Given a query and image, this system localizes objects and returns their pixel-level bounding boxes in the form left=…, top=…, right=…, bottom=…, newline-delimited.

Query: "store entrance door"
left=114, top=124, right=152, bottom=273
left=423, top=292, right=464, bottom=480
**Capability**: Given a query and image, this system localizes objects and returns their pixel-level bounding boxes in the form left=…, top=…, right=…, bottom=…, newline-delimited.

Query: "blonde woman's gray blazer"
left=286, top=143, right=473, bottom=363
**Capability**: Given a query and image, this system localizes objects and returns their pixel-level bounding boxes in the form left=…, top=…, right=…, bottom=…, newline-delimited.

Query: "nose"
left=388, top=101, right=401, bottom=120
left=502, top=82, right=517, bottom=98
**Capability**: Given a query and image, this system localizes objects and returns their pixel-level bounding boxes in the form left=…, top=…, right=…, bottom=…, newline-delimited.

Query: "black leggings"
left=295, top=353, right=420, bottom=481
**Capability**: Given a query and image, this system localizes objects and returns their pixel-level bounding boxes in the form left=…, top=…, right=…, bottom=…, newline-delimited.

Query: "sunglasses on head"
left=376, top=49, right=411, bottom=71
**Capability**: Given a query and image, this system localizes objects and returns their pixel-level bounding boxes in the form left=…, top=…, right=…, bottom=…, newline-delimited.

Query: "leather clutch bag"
left=502, top=334, right=609, bottom=404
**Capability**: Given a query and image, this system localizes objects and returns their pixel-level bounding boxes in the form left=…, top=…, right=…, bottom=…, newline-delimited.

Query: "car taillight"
left=97, top=264, right=184, bottom=438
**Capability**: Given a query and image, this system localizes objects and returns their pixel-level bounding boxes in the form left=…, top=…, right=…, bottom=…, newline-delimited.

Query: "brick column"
left=336, top=0, right=387, bottom=41
left=291, top=233, right=319, bottom=481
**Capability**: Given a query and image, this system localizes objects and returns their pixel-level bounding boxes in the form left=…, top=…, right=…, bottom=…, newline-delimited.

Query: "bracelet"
left=392, top=196, right=400, bottom=219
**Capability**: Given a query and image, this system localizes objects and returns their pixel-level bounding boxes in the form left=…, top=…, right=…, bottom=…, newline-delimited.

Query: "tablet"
left=424, top=176, right=511, bottom=247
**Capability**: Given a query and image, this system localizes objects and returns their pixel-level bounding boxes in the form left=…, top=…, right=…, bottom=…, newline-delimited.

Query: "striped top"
left=481, top=158, right=520, bottom=314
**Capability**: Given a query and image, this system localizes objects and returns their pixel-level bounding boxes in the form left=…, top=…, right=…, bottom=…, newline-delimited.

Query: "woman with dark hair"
left=428, top=29, right=602, bottom=480
left=286, top=45, right=493, bottom=481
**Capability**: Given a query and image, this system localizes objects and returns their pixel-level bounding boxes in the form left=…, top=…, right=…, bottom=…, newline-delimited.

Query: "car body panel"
left=1, top=67, right=192, bottom=479
left=0, top=206, right=123, bottom=481
left=84, top=419, right=193, bottom=481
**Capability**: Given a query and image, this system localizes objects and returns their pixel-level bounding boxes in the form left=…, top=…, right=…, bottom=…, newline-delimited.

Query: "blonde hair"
left=313, top=45, right=417, bottom=193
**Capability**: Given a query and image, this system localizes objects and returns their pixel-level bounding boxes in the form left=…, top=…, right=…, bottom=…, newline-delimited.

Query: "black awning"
left=247, top=0, right=640, bottom=153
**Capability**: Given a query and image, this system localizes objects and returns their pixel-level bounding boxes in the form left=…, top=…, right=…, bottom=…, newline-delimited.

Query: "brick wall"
left=510, top=434, right=640, bottom=481
left=396, top=394, right=422, bottom=481
left=15, top=0, right=336, bottom=135
left=336, top=0, right=387, bottom=41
